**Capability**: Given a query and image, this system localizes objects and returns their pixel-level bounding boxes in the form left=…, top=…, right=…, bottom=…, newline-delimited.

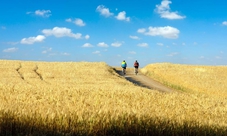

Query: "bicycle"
left=134, top=60, right=139, bottom=75
left=135, top=68, right=138, bottom=75
left=122, top=68, right=126, bottom=75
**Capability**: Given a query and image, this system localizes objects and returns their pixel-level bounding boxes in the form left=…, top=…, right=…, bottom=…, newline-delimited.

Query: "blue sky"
left=1, top=0, right=227, bottom=67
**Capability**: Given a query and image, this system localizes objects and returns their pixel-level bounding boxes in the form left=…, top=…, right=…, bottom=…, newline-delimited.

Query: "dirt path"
left=114, top=68, right=173, bottom=93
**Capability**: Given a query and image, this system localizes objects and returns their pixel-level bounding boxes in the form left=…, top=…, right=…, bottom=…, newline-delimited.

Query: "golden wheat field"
left=141, top=63, right=227, bottom=98
left=0, top=60, right=227, bottom=135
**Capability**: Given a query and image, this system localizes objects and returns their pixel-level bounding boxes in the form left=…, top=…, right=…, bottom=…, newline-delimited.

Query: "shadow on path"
left=114, top=68, right=173, bottom=93
left=115, top=69, right=153, bottom=89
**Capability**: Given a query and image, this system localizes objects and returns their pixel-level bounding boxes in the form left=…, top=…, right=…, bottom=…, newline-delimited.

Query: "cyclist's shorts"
left=134, top=66, right=138, bottom=68
left=122, top=67, right=126, bottom=69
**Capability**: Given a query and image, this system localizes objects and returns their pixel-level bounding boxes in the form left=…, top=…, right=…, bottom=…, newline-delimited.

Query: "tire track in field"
left=33, top=65, right=50, bottom=84
left=16, top=63, right=48, bottom=84
left=16, top=63, right=24, bottom=80
left=34, top=65, right=43, bottom=80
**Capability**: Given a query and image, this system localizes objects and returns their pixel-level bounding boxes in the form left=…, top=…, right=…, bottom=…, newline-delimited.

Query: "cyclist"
left=134, top=60, right=139, bottom=75
left=121, top=60, right=127, bottom=75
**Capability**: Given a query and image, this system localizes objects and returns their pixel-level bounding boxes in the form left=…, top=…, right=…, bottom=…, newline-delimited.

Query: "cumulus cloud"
left=85, top=35, right=90, bottom=39
left=34, top=10, right=51, bottom=17
left=74, top=19, right=86, bottom=26
left=65, top=18, right=72, bottom=22
left=97, top=42, right=108, bottom=47
left=157, top=43, right=164, bottom=46
left=66, top=18, right=86, bottom=26
left=129, top=51, right=136, bottom=54
left=96, top=5, right=130, bottom=21
left=42, top=27, right=83, bottom=39
left=138, top=26, right=180, bottom=39
left=21, top=35, right=46, bottom=44
left=129, top=35, right=140, bottom=40
left=42, top=47, right=52, bottom=54
left=111, top=42, right=123, bottom=47
left=82, top=43, right=93, bottom=48
left=137, top=28, right=146, bottom=33
left=155, top=0, right=186, bottom=20
left=96, top=5, right=113, bottom=17
left=138, top=43, right=149, bottom=47
left=3, top=47, right=18, bottom=53
left=215, top=56, right=222, bottom=59
left=61, top=52, right=70, bottom=56
left=200, top=56, right=205, bottom=59
left=222, top=21, right=227, bottom=26
left=167, top=52, right=178, bottom=56
left=93, top=51, right=100, bottom=54
left=42, top=50, right=47, bottom=54
left=115, top=11, right=130, bottom=21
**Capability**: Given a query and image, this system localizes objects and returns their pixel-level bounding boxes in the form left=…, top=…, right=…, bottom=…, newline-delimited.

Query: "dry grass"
left=0, top=60, right=227, bottom=135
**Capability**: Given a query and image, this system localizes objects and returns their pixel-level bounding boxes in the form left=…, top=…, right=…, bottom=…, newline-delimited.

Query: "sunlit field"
left=0, top=60, right=227, bottom=135
left=141, top=63, right=227, bottom=98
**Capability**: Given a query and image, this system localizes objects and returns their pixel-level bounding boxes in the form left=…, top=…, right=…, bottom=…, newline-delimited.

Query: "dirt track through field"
left=114, top=68, right=173, bottom=93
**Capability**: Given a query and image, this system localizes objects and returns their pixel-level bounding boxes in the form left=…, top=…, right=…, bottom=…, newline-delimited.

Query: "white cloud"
left=222, top=21, right=227, bottom=26
left=216, top=56, right=222, bottom=59
left=82, top=43, right=93, bottom=47
left=138, top=43, right=149, bottom=47
left=155, top=0, right=186, bottom=20
left=66, top=18, right=72, bottom=22
left=97, top=42, right=108, bottom=47
left=35, top=10, right=51, bottom=17
left=6, top=42, right=19, bottom=45
left=157, top=43, right=164, bottom=46
left=129, top=35, right=140, bottom=40
left=200, top=56, right=205, bottom=59
left=61, top=52, right=70, bottom=56
left=111, top=42, right=123, bottom=47
left=96, top=5, right=114, bottom=17
left=42, top=27, right=82, bottom=39
left=75, top=18, right=86, bottom=26
left=167, top=52, right=178, bottom=56
left=93, top=51, right=100, bottom=54
left=129, top=51, right=136, bottom=54
left=66, top=18, right=86, bottom=26
left=3, top=47, right=18, bottom=53
left=115, top=11, right=130, bottom=21
left=42, top=48, right=52, bottom=54
left=137, top=28, right=146, bottom=33
left=85, top=35, right=90, bottom=39
left=138, top=26, right=180, bottom=39
left=21, top=35, right=46, bottom=44
left=42, top=48, right=70, bottom=56
left=42, top=50, right=47, bottom=54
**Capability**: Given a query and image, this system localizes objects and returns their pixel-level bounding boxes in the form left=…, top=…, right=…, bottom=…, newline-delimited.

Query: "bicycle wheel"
left=135, top=68, right=138, bottom=75
left=122, top=68, right=126, bottom=75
